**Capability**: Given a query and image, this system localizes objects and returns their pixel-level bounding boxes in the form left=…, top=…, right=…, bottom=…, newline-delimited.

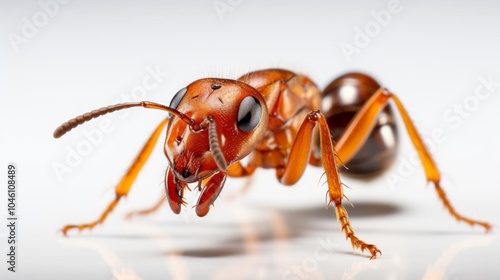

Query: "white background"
left=1, top=0, right=500, bottom=279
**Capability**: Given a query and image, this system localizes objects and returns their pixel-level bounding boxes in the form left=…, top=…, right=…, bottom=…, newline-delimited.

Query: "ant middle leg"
left=278, top=110, right=382, bottom=259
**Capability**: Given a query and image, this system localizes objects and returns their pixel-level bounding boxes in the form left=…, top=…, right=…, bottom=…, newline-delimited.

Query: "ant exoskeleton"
left=54, top=69, right=491, bottom=259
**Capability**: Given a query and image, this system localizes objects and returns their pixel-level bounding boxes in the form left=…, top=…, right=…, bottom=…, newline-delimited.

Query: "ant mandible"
left=54, top=69, right=491, bottom=259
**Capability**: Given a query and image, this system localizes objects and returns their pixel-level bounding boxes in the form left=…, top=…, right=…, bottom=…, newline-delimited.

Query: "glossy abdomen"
left=321, top=73, right=399, bottom=176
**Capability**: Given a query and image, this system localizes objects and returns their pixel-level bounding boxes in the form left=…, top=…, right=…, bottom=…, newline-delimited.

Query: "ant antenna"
left=53, top=101, right=194, bottom=138
left=207, top=116, right=228, bottom=172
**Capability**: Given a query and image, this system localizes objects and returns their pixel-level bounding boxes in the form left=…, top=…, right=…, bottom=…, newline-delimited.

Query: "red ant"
left=54, top=69, right=491, bottom=259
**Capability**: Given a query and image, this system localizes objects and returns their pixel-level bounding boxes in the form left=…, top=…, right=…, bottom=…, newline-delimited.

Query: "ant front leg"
left=125, top=195, right=166, bottom=219
left=227, top=161, right=257, bottom=177
left=334, top=88, right=491, bottom=231
left=61, top=118, right=169, bottom=235
left=278, top=111, right=381, bottom=259
left=225, top=161, right=257, bottom=199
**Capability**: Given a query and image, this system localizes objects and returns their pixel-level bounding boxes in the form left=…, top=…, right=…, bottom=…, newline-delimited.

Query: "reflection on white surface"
left=50, top=193, right=499, bottom=279
left=342, top=258, right=381, bottom=280
left=131, top=224, right=189, bottom=280
left=61, top=239, right=142, bottom=280
left=422, top=236, right=496, bottom=280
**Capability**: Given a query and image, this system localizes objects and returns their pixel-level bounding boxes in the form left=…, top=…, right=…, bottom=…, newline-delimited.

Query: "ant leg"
left=224, top=161, right=257, bottom=200
left=227, top=161, right=256, bottom=177
left=334, top=88, right=491, bottom=231
left=279, top=111, right=381, bottom=259
left=61, top=118, right=169, bottom=235
left=125, top=195, right=166, bottom=219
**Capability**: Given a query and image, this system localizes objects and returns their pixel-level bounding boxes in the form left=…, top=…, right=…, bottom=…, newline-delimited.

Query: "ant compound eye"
left=170, top=87, right=187, bottom=110
left=237, top=96, right=262, bottom=132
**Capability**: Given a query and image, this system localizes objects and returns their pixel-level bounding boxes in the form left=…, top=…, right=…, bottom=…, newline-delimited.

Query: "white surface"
left=1, top=0, right=500, bottom=279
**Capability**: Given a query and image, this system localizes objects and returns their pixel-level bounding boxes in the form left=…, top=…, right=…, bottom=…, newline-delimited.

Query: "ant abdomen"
left=321, top=73, right=399, bottom=176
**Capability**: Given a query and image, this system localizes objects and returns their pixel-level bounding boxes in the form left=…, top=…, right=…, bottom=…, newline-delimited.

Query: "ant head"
left=164, top=78, right=268, bottom=183
left=53, top=77, right=268, bottom=185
